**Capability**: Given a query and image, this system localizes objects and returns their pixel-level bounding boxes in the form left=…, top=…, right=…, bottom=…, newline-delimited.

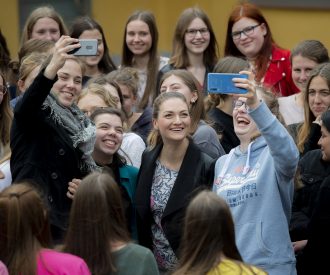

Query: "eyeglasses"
left=185, top=28, right=209, bottom=37
left=231, top=24, right=261, bottom=41
left=234, top=100, right=248, bottom=111
left=0, top=85, right=7, bottom=95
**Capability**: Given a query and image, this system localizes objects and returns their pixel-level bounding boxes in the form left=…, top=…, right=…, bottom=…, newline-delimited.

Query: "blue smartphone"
left=207, top=73, right=248, bottom=94
left=68, top=39, right=98, bottom=56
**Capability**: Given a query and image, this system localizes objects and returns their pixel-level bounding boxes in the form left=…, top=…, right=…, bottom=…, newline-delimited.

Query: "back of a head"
left=18, top=52, right=48, bottom=82
left=0, top=183, right=50, bottom=274
left=18, top=38, right=55, bottom=65
left=290, top=40, right=329, bottom=64
left=175, top=190, right=241, bottom=274
left=64, top=172, right=129, bottom=274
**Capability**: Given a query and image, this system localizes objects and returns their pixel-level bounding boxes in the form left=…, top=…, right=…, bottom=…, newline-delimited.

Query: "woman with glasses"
left=224, top=2, right=298, bottom=97
left=213, top=72, right=299, bottom=275
left=159, top=7, right=219, bottom=94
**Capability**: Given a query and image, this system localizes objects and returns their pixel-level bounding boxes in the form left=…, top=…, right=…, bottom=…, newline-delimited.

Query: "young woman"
left=121, top=10, right=169, bottom=110
left=160, top=69, right=225, bottom=159
left=295, top=111, right=330, bottom=274
left=224, top=2, right=298, bottom=96
left=293, top=62, right=330, bottom=154
left=67, top=107, right=139, bottom=238
left=77, top=82, right=146, bottom=168
left=206, top=56, right=249, bottom=153
left=20, top=6, right=67, bottom=46
left=109, top=67, right=152, bottom=142
left=213, top=72, right=299, bottom=274
left=64, top=171, right=159, bottom=275
left=173, top=190, right=266, bottom=275
left=160, top=7, right=219, bottom=93
left=10, top=36, right=96, bottom=242
left=278, top=40, right=329, bottom=126
left=70, top=16, right=117, bottom=85
left=0, top=183, right=91, bottom=274
left=0, top=73, right=12, bottom=160
left=135, top=92, right=215, bottom=273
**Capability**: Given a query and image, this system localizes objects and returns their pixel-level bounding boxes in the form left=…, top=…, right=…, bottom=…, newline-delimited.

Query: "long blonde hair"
left=297, top=63, right=330, bottom=152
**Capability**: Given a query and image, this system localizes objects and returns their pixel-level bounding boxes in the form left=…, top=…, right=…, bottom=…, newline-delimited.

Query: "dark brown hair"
left=0, top=183, right=51, bottom=275
left=121, top=10, right=160, bottom=110
left=63, top=172, right=129, bottom=274
left=173, top=190, right=242, bottom=275
left=70, top=16, right=117, bottom=74
left=224, top=2, right=275, bottom=82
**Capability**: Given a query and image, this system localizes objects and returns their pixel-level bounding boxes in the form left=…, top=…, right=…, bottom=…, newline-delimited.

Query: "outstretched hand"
left=44, top=35, right=80, bottom=80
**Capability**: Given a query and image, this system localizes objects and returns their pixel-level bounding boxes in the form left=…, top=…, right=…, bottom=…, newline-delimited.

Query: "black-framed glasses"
left=231, top=24, right=261, bottom=40
left=186, top=28, right=209, bottom=37
left=0, top=85, right=7, bottom=95
left=234, top=99, right=248, bottom=111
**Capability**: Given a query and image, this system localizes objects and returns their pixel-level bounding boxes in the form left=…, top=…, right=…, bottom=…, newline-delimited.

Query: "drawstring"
left=242, top=142, right=253, bottom=175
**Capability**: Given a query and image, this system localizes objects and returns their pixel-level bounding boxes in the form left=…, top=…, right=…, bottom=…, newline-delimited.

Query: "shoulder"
left=160, top=63, right=173, bottom=74
left=120, top=165, right=139, bottom=178
left=159, top=56, right=170, bottom=70
left=300, top=149, right=322, bottom=165
left=208, top=259, right=267, bottom=275
left=272, top=46, right=291, bottom=60
left=38, top=249, right=90, bottom=274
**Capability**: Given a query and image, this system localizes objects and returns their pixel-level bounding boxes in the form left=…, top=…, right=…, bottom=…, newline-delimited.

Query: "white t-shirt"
left=278, top=94, right=304, bottom=125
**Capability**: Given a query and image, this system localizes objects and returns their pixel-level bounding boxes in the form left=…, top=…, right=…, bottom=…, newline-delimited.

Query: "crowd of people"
left=0, top=2, right=329, bottom=275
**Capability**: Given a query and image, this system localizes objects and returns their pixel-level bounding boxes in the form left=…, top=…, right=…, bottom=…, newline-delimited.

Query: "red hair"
left=224, top=2, right=278, bottom=82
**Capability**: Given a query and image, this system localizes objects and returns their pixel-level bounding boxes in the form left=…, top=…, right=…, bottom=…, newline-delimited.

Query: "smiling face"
left=184, top=17, right=210, bottom=56
left=292, top=55, right=318, bottom=92
left=318, top=122, right=330, bottom=161
left=126, top=20, right=152, bottom=57
left=160, top=75, right=197, bottom=106
left=52, top=59, right=83, bottom=107
left=308, top=75, right=330, bottom=118
left=93, top=113, right=124, bottom=164
left=153, top=97, right=191, bottom=144
left=233, top=97, right=258, bottom=140
left=31, top=17, right=60, bottom=42
left=232, top=17, right=267, bottom=59
left=78, top=29, right=104, bottom=69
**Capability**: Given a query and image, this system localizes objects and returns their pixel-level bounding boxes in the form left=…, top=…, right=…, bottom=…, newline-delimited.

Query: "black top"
left=10, top=70, right=86, bottom=240
left=207, top=107, right=239, bottom=153
left=135, top=139, right=215, bottom=254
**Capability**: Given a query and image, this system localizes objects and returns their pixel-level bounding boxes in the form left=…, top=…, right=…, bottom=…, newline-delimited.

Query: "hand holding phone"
left=207, top=73, right=248, bottom=94
left=68, top=39, right=98, bottom=56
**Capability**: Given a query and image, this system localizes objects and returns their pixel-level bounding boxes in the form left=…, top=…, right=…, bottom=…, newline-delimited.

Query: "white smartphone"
left=69, top=39, right=98, bottom=56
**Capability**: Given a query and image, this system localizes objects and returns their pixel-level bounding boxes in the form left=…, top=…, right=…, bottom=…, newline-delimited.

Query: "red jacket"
left=263, top=46, right=299, bottom=97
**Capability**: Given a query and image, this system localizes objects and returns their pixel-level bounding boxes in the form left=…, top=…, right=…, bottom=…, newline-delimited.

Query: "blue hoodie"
left=213, top=102, right=299, bottom=275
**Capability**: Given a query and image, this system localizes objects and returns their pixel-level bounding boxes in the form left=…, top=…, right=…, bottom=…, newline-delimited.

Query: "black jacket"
left=290, top=149, right=330, bottom=241
left=10, top=71, right=86, bottom=239
left=135, top=139, right=215, bottom=254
